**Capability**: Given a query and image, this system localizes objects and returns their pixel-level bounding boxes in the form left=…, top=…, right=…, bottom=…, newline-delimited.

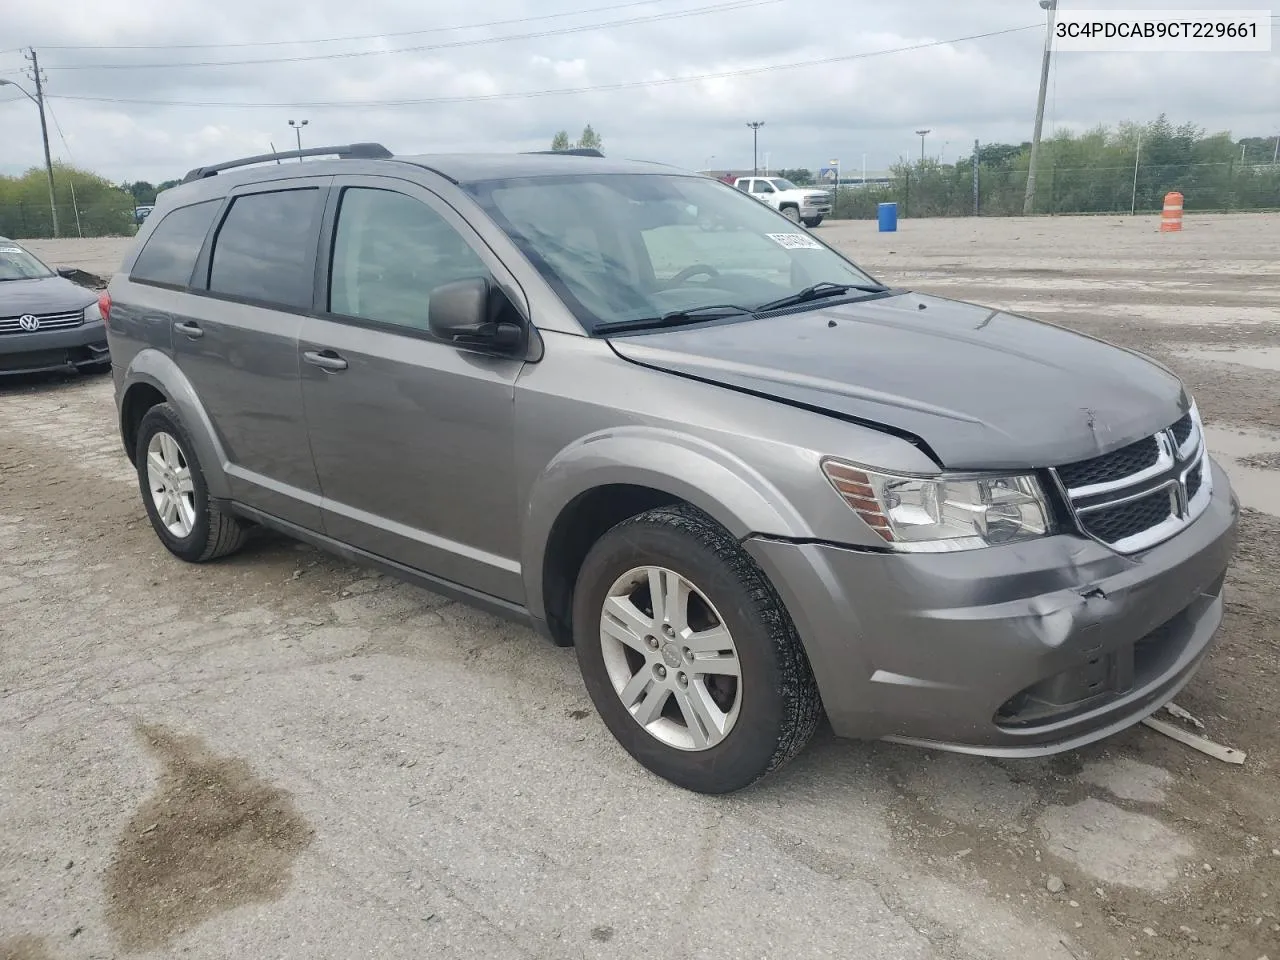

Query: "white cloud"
left=0, top=0, right=1274, bottom=182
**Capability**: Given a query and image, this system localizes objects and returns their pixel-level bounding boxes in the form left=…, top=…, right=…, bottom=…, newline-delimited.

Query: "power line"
left=42, top=0, right=777, bottom=70
left=45, top=24, right=1039, bottom=108
left=36, top=0, right=701, bottom=50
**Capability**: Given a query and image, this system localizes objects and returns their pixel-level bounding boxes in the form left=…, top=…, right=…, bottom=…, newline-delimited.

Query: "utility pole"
left=1130, top=128, right=1143, bottom=216
left=747, top=121, right=765, bottom=176
left=1023, top=0, right=1058, bottom=216
left=25, top=49, right=59, bottom=238
left=972, top=139, right=980, bottom=215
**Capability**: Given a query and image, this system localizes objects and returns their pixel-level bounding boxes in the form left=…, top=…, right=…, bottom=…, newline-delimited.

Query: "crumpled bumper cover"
left=743, top=458, right=1239, bottom=756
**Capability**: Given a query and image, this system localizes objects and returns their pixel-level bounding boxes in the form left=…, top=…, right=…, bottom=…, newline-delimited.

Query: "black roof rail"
left=524, top=148, right=605, bottom=158
left=181, top=142, right=394, bottom=184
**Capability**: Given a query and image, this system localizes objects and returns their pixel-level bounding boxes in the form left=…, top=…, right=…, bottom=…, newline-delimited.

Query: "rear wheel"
left=781, top=206, right=802, bottom=224
left=572, top=504, right=822, bottom=793
left=135, top=403, right=249, bottom=563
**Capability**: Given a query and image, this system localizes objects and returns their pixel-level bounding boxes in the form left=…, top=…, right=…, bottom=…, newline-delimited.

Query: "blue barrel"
left=877, top=202, right=898, bottom=232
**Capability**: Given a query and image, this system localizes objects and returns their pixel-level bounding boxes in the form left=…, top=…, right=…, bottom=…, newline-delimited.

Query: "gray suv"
left=106, top=143, right=1238, bottom=794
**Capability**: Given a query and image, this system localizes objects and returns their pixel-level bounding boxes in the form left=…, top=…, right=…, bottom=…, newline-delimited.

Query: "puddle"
left=1172, top=345, right=1280, bottom=372
left=1204, top=425, right=1280, bottom=517
left=104, top=724, right=313, bottom=952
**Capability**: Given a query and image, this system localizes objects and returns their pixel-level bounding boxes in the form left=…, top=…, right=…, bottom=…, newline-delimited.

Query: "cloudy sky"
left=1, top=0, right=1276, bottom=184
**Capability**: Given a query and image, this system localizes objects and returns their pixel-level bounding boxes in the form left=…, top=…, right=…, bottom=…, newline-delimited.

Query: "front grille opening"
left=1170, top=411, right=1194, bottom=447
left=1186, top=462, right=1203, bottom=501
left=1057, top=435, right=1160, bottom=490
left=1080, top=488, right=1173, bottom=544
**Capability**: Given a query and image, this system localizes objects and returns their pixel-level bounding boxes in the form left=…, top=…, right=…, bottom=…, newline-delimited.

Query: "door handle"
left=174, top=320, right=204, bottom=339
left=303, top=349, right=348, bottom=372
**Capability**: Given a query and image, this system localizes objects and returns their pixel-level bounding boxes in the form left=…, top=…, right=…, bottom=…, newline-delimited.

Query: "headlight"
left=83, top=302, right=103, bottom=323
left=822, top=459, right=1053, bottom=552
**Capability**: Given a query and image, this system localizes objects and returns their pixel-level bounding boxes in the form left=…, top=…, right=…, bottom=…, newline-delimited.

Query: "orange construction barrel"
left=1160, top=191, right=1184, bottom=232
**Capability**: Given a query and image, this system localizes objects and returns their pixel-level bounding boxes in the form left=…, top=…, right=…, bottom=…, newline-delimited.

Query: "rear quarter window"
left=129, top=199, right=221, bottom=288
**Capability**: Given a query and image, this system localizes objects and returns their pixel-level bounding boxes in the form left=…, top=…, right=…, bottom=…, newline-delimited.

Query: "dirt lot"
left=4, top=214, right=1278, bottom=960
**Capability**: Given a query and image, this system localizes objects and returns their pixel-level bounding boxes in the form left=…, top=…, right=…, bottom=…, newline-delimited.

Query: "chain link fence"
left=0, top=200, right=139, bottom=240
left=828, top=161, right=1280, bottom=220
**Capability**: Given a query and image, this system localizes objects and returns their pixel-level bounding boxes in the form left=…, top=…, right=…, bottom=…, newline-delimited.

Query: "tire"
left=781, top=206, right=802, bottom=224
left=135, top=402, right=249, bottom=563
left=572, top=504, right=822, bottom=793
left=802, top=216, right=823, bottom=228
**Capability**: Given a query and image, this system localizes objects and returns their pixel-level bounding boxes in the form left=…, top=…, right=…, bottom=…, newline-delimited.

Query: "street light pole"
left=1023, top=0, right=1059, bottom=215
left=288, top=119, right=309, bottom=159
left=1, top=58, right=59, bottom=238
left=915, top=129, right=931, bottom=164
left=746, top=121, right=765, bottom=176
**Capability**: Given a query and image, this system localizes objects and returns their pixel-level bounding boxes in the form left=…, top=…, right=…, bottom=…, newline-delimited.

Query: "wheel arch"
left=523, top=428, right=813, bottom=645
left=118, top=349, right=232, bottom=499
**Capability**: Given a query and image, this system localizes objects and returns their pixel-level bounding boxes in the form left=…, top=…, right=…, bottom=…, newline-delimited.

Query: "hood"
left=606, top=292, right=1187, bottom=470
left=0, top=275, right=98, bottom=317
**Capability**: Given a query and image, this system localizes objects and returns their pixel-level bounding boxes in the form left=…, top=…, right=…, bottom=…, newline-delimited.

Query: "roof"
left=159, top=145, right=693, bottom=212
left=397, top=152, right=679, bottom=183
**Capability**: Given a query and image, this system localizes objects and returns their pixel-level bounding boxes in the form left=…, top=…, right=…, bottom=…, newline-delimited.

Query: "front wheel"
left=802, top=216, right=824, bottom=228
left=781, top=206, right=802, bottom=224
left=572, top=504, right=822, bottom=793
left=135, top=403, right=250, bottom=563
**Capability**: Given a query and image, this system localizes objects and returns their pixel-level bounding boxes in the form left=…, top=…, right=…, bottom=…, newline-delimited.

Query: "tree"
left=124, top=180, right=157, bottom=205
left=550, top=130, right=571, bottom=152
left=777, top=168, right=813, bottom=185
left=576, top=124, right=602, bottom=152
left=0, top=163, right=135, bottom=238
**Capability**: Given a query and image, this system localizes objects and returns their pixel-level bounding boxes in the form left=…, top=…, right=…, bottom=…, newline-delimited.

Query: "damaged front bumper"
left=744, top=458, right=1239, bottom=756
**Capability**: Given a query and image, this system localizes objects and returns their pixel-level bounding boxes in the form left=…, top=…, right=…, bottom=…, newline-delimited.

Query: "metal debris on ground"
left=1141, top=716, right=1246, bottom=764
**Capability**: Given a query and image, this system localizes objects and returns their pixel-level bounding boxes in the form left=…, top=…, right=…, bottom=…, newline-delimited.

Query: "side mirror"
left=56, top=267, right=76, bottom=278
left=428, top=277, right=524, bottom=352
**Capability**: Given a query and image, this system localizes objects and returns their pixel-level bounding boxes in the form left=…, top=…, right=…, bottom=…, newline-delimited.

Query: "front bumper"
left=0, top=320, right=109, bottom=376
left=744, top=458, right=1239, bottom=756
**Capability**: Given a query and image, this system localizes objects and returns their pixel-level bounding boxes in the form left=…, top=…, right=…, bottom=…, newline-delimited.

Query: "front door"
left=172, top=177, right=329, bottom=528
left=299, top=176, right=528, bottom=602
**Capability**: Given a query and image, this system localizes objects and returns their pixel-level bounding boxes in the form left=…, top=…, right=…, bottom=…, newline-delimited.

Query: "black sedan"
left=0, top=237, right=110, bottom=376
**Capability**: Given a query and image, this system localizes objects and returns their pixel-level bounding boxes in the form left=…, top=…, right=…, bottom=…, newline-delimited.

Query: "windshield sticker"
left=766, top=233, right=823, bottom=250
left=0, top=247, right=23, bottom=254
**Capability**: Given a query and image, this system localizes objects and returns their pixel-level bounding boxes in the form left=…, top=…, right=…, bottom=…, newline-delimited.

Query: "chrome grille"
left=1080, top=487, right=1177, bottom=543
left=0, top=310, right=84, bottom=335
left=1056, top=435, right=1160, bottom=489
left=1054, top=404, right=1211, bottom=554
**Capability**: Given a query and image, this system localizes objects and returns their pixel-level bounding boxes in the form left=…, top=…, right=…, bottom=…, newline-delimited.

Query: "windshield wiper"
left=755, top=281, right=888, bottom=313
left=594, top=304, right=752, bottom=335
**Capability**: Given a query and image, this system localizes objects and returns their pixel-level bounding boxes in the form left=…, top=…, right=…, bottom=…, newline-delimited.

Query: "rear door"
left=173, top=177, right=330, bottom=528
left=298, top=176, right=528, bottom=601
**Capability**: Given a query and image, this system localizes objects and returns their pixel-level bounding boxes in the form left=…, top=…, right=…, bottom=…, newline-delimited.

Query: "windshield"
left=465, top=173, right=879, bottom=332
left=767, top=178, right=798, bottom=191
left=0, top=243, right=54, bottom=281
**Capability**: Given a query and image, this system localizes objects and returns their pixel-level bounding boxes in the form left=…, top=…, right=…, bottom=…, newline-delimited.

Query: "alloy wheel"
left=146, top=431, right=197, bottom=538
left=598, top=565, right=742, bottom=750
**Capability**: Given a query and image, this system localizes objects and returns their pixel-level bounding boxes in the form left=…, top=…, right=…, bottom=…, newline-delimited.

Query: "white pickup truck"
left=731, top=176, right=831, bottom=227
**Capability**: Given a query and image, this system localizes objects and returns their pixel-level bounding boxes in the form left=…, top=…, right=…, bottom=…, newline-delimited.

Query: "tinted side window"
left=329, top=187, right=489, bottom=332
left=208, top=188, right=321, bottom=309
left=130, top=199, right=221, bottom=288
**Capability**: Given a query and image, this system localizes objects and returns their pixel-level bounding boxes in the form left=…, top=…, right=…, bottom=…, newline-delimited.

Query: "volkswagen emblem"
left=17, top=314, right=40, bottom=332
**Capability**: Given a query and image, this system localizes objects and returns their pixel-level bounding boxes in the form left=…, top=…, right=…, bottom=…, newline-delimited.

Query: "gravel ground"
left=3, top=214, right=1278, bottom=960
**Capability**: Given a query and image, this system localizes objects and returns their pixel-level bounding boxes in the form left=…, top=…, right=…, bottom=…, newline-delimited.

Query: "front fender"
left=521, top=426, right=815, bottom=622
left=121, top=349, right=231, bottom=500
